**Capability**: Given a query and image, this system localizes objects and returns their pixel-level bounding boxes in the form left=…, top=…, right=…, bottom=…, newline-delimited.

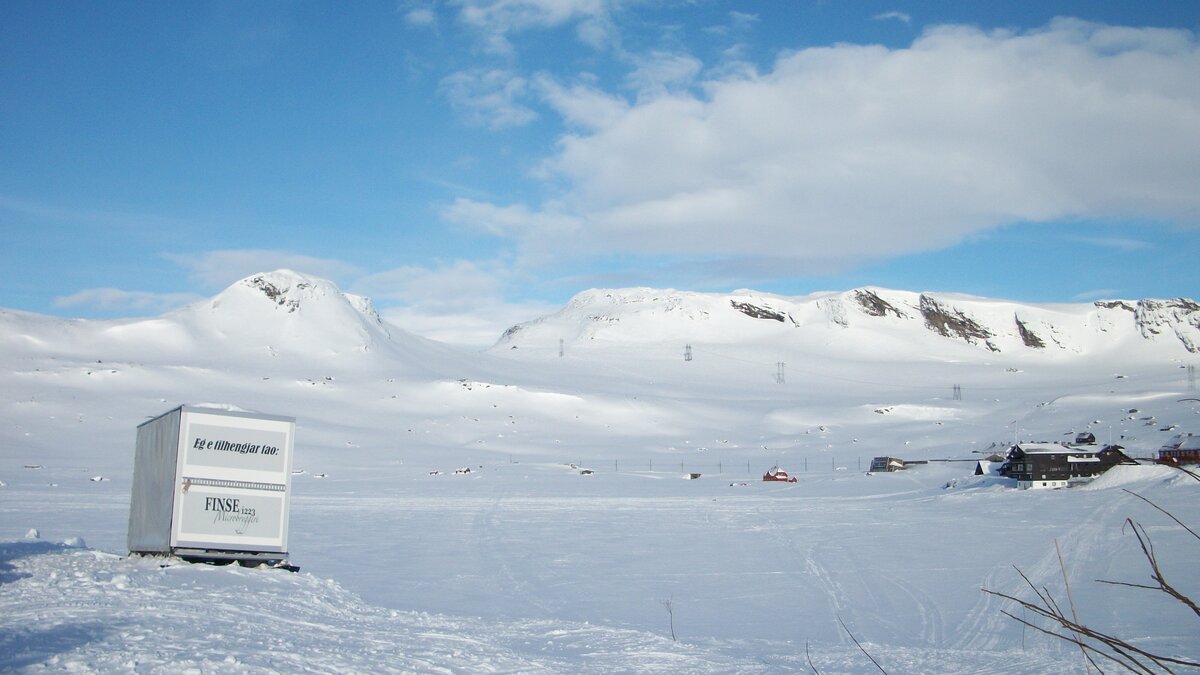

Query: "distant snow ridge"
left=495, top=286, right=1200, bottom=356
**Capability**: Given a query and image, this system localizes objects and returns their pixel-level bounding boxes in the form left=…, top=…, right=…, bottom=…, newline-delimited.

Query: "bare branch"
left=661, top=597, right=676, bottom=642
left=837, top=615, right=887, bottom=674
left=985, top=546, right=1200, bottom=671
left=1121, top=489, right=1200, bottom=542
left=1100, top=517, right=1200, bottom=621
left=805, top=640, right=820, bottom=675
left=998, top=609, right=1147, bottom=674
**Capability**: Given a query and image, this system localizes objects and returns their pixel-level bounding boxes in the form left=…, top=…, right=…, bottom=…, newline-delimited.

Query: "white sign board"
left=170, top=409, right=294, bottom=553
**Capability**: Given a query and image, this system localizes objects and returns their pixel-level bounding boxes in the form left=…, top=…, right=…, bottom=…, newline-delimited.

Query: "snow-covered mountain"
left=495, top=287, right=1200, bottom=358
left=6, top=273, right=1196, bottom=370
left=178, top=270, right=394, bottom=355
left=1, top=270, right=460, bottom=374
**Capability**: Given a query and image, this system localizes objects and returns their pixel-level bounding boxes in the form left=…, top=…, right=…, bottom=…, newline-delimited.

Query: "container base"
left=159, top=548, right=297, bottom=571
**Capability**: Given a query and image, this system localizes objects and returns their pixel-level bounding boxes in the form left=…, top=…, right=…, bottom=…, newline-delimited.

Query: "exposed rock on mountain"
left=854, top=289, right=906, bottom=319
left=1134, top=299, right=1200, bottom=352
left=730, top=300, right=787, bottom=322
left=1015, top=316, right=1046, bottom=349
left=918, top=295, right=995, bottom=350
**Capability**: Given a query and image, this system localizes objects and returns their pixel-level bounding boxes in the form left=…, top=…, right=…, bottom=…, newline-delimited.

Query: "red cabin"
left=1158, top=433, right=1200, bottom=466
left=763, top=466, right=798, bottom=482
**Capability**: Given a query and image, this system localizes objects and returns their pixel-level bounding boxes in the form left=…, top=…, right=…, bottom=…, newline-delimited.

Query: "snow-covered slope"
left=494, top=287, right=1200, bottom=360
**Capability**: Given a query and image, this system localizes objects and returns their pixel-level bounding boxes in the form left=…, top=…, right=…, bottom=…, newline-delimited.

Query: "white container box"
left=128, top=405, right=295, bottom=564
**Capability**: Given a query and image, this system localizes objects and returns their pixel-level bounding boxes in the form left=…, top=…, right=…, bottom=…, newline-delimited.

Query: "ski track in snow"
left=4, top=464, right=1197, bottom=673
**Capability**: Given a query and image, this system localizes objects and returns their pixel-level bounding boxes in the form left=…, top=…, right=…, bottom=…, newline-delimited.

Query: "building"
left=1001, top=442, right=1134, bottom=489
left=1157, top=433, right=1200, bottom=466
left=869, top=456, right=906, bottom=473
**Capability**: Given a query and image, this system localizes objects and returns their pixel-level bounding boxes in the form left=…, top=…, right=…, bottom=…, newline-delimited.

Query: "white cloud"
left=404, top=7, right=437, bottom=28
left=441, top=198, right=581, bottom=241
left=873, top=11, right=912, bottom=25
left=462, top=19, right=1200, bottom=272
left=729, top=11, right=759, bottom=30
left=624, top=50, right=703, bottom=98
left=1071, top=289, right=1121, bottom=301
left=1066, top=235, right=1154, bottom=252
left=355, top=260, right=503, bottom=310
left=534, top=74, right=629, bottom=130
left=439, top=68, right=537, bottom=129
left=354, top=260, right=557, bottom=347
left=456, top=0, right=613, bottom=54
left=164, top=249, right=360, bottom=289
left=53, top=288, right=201, bottom=314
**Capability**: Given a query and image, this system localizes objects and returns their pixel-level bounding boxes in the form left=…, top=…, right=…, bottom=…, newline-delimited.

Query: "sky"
left=2, top=1, right=1198, bottom=347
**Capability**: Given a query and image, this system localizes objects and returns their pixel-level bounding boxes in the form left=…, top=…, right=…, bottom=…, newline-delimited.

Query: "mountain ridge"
left=494, top=286, right=1200, bottom=358
left=3, top=273, right=1198, bottom=364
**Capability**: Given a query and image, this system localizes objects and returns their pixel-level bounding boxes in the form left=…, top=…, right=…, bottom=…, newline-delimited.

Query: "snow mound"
left=1080, top=463, right=1194, bottom=491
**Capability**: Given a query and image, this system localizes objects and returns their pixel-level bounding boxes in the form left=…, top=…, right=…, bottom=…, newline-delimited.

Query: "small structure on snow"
left=974, top=460, right=1001, bottom=476
left=128, top=405, right=296, bottom=568
left=762, top=466, right=798, bottom=482
left=869, top=456, right=907, bottom=473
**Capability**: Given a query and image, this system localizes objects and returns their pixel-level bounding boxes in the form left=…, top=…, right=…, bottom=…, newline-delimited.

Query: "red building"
left=1158, top=433, right=1200, bottom=466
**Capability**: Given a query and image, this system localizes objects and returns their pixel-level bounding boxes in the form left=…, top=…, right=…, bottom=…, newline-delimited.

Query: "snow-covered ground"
left=2, top=271, right=1198, bottom=672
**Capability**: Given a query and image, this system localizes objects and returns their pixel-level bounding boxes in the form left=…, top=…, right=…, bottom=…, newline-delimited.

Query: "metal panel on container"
left=127, top=408, right=182, bottom=554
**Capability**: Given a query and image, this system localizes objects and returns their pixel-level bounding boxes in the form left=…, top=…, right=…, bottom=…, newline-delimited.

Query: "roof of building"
left=1013, top=442, right=1072, bottom=454
left=1163, top=433, right=1200, bottom=451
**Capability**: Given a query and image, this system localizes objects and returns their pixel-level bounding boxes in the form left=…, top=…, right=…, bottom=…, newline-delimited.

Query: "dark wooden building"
left=869, top=456, right=906, bottom=473
left=1001, top=442, right=1134, bottom=489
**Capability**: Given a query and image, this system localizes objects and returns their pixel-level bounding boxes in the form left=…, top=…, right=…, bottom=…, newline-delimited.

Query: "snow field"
left=2, top=273, right=1199, bottom=671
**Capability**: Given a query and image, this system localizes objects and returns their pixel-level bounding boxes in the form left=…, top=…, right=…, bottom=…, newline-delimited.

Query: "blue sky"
left=2, top=1, right=1198, bottom=346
